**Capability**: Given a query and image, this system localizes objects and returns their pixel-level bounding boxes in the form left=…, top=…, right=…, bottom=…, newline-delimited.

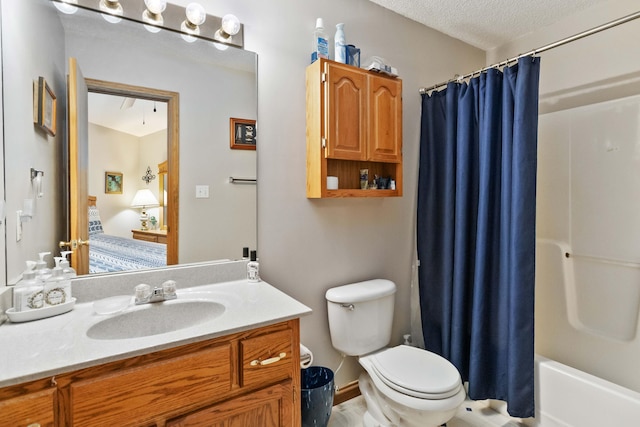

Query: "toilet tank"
left=325, top=279, right=396, bottom=356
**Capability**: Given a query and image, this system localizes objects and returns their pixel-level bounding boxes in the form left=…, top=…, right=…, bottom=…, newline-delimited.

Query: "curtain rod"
left=419, top=10, right=640, bottom=94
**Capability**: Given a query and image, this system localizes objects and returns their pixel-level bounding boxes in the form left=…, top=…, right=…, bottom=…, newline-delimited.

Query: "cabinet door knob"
left=250, top=352, right=287, bottom=366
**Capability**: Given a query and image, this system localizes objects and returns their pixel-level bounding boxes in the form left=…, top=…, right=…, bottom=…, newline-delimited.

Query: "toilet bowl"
left=358, top=345, right=466, bottom=427
left=326, top=279, right=465, bottom=427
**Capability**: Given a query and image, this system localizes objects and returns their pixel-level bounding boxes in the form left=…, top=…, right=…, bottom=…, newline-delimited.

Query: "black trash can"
left=301, top=366, right=335, bottom=427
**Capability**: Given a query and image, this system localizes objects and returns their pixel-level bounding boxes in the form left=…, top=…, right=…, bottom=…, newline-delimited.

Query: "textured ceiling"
left=369, top=0, right=609, bottom=50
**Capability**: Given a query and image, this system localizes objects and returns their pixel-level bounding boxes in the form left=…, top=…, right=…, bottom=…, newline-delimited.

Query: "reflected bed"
left=88, top=196, right=166, bottom=273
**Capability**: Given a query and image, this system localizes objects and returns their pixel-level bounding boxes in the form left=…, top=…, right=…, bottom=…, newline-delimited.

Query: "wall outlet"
left=195, top=185, right=209, bottom=199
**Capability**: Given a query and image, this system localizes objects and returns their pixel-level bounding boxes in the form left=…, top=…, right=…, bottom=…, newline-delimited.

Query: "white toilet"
left=326, top=279, right=466, bottom=427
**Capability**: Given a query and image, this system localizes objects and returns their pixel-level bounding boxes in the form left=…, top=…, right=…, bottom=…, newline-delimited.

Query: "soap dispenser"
left=247, top=250, right=260, bottom=282
left=34, top=251, right=52, bottom=283
left=44, top=257, right=72, bottom=306
left=13, top=261, right=44, bottom=311
left=60, top=251, right=77, bottom=279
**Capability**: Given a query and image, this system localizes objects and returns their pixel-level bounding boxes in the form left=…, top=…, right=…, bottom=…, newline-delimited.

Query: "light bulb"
left=53, top=0, right=78, bottom=14
left=185, top=3, right=206, bottom=26
left=142, top=0, right=166, bottom=32
left=144, top=0, right=166, bottom=15
left=213, top=41, right=230, bottom=51
left=181, top=2, right=206, bottom=39
left=221, top=14, right=240, bottom=37
left=99, top=0, right=123, bottom=24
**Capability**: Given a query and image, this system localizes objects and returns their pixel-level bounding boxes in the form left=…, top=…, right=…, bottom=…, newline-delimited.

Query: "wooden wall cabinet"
left=306, top=58, right=403, bottom=198
left=0, top=320, right=300, bottom=427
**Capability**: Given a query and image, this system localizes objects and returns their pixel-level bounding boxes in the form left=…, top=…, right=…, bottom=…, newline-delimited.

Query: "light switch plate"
left=195, top=185, right=209, bottom=199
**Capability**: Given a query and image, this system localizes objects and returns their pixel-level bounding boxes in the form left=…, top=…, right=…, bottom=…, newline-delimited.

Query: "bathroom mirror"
left=1, top=0, right=257, bottom=282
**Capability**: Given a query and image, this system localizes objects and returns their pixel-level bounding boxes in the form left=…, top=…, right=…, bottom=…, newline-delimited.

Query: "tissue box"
left=346, top=45, right=360, bottom=67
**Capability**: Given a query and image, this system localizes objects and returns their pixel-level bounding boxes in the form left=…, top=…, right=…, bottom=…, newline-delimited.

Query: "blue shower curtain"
left=417, top=57, right=540, bottom=418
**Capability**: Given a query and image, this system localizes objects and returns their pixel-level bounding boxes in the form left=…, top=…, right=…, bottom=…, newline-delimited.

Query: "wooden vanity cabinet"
left=306, top=58, right=403, bottom=198
left=0, top=384, right=56, bottom=427
left=0, top=320, right=300, bottom=427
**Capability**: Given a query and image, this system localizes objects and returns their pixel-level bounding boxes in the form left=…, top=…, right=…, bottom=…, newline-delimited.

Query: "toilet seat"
left=363, top=345, right=462, bottom=399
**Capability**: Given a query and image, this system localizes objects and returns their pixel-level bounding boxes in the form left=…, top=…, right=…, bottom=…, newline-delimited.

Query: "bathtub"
left=523, top=355, right=640, bottom=426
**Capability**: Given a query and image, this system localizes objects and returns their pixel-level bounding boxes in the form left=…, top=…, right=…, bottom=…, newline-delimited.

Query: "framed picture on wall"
left=33, top=76, right=57, bottom=136
left=230, top=117, right=256, bottom=150
left=105, top=172, right=123, bottom=194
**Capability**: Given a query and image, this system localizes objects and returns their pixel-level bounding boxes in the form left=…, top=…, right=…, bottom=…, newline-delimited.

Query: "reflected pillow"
left=88, top=206, right=104, bottom=235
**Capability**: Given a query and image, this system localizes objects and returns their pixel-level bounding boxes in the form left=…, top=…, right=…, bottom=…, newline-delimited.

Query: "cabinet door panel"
left=368, top=75, right=402, bottom=162
left=167, top=382, right=293, bottom=427
left=0, top=388, right=55, bottom=427
left=326, top=63, right=367, bottom=161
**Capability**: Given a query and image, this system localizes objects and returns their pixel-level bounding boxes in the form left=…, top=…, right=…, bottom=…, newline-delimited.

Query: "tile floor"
left=328, top=395, right=527, bottom=427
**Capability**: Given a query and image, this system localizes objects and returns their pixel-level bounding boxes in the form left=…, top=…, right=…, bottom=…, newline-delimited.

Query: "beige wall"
left=488, top=0, right=640, bottom=392
left=174, top=0, right=486, bottom=387
left=88, top=124, right=166, bottom=238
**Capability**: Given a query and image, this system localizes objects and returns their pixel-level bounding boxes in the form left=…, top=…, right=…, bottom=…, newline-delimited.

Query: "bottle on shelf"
left=44, top=257, right=72, bottom=307
left=34, top=251, right=52, bottom=283
left=311, top=18, right=329, bottom=63
left=12, top=261, right=43, bottom=312
left=60, top=251, right=77, bottom=279
left=334, top=23, right=346, bottom=64
left=247, top=250, right=260, bottom=283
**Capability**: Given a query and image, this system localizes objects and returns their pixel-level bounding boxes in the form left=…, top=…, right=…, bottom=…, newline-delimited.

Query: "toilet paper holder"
left=300, top=343, right=313, bottom=368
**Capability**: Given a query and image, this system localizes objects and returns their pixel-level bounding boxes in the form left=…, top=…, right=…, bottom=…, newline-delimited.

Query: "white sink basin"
left=86, top=300, right=225, bottom=340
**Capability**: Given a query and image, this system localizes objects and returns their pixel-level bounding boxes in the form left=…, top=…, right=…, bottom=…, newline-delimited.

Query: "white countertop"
left=0, top=279, right=311, bottom=387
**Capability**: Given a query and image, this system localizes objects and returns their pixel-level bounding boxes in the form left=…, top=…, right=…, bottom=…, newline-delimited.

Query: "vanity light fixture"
left=98, top=0, right=123, bottom=24
left=53, top=0, right=79, bottom=14
left=142, top=0, right=167, bottom=33
left=56, top=0, right=245, bottom=48
left=180, top=2, right=206, bottom=42
left=131, top=188, right=159, bottom=231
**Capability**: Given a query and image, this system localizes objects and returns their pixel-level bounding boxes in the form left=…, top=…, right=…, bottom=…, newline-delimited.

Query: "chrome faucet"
left=134, top=280, right=177, bottom=305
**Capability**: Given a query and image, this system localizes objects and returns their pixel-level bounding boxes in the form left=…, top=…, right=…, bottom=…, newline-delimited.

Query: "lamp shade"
left=131, top=188, right=159, bottom=208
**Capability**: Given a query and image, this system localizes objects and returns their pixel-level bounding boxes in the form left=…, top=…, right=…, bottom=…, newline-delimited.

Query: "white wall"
left=172, top=0, right=485, bottom=386
left=489, top=0, right=640, bottom=393
left=1, top=0, right=66, bottom=284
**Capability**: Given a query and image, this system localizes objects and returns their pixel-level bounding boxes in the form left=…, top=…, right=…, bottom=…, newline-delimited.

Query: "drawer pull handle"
left=251, top=352, right=287, bottom=366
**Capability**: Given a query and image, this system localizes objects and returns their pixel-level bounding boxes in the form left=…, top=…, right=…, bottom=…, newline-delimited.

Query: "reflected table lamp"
left=131, top=188, right=159, bottom=231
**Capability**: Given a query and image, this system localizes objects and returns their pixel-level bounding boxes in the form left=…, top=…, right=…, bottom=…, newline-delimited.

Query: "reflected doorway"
left=68, top=77, right=180, bottom=274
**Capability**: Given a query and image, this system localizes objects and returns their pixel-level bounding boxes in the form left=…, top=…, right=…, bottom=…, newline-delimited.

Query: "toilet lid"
left=368, top=345, right=462, bottom=399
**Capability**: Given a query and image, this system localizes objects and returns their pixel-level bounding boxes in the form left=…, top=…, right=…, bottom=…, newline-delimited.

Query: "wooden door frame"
left=85, top=79, right=179, bottom=265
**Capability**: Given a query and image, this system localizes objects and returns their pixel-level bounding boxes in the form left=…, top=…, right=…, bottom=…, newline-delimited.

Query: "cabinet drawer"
left=132, top=231, right=157, bottom=242
left=240, top=329, right=293, bottom=389
left=69, top=344, right=231, bottom=426
left=0, top=388, right=55, bottom=427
